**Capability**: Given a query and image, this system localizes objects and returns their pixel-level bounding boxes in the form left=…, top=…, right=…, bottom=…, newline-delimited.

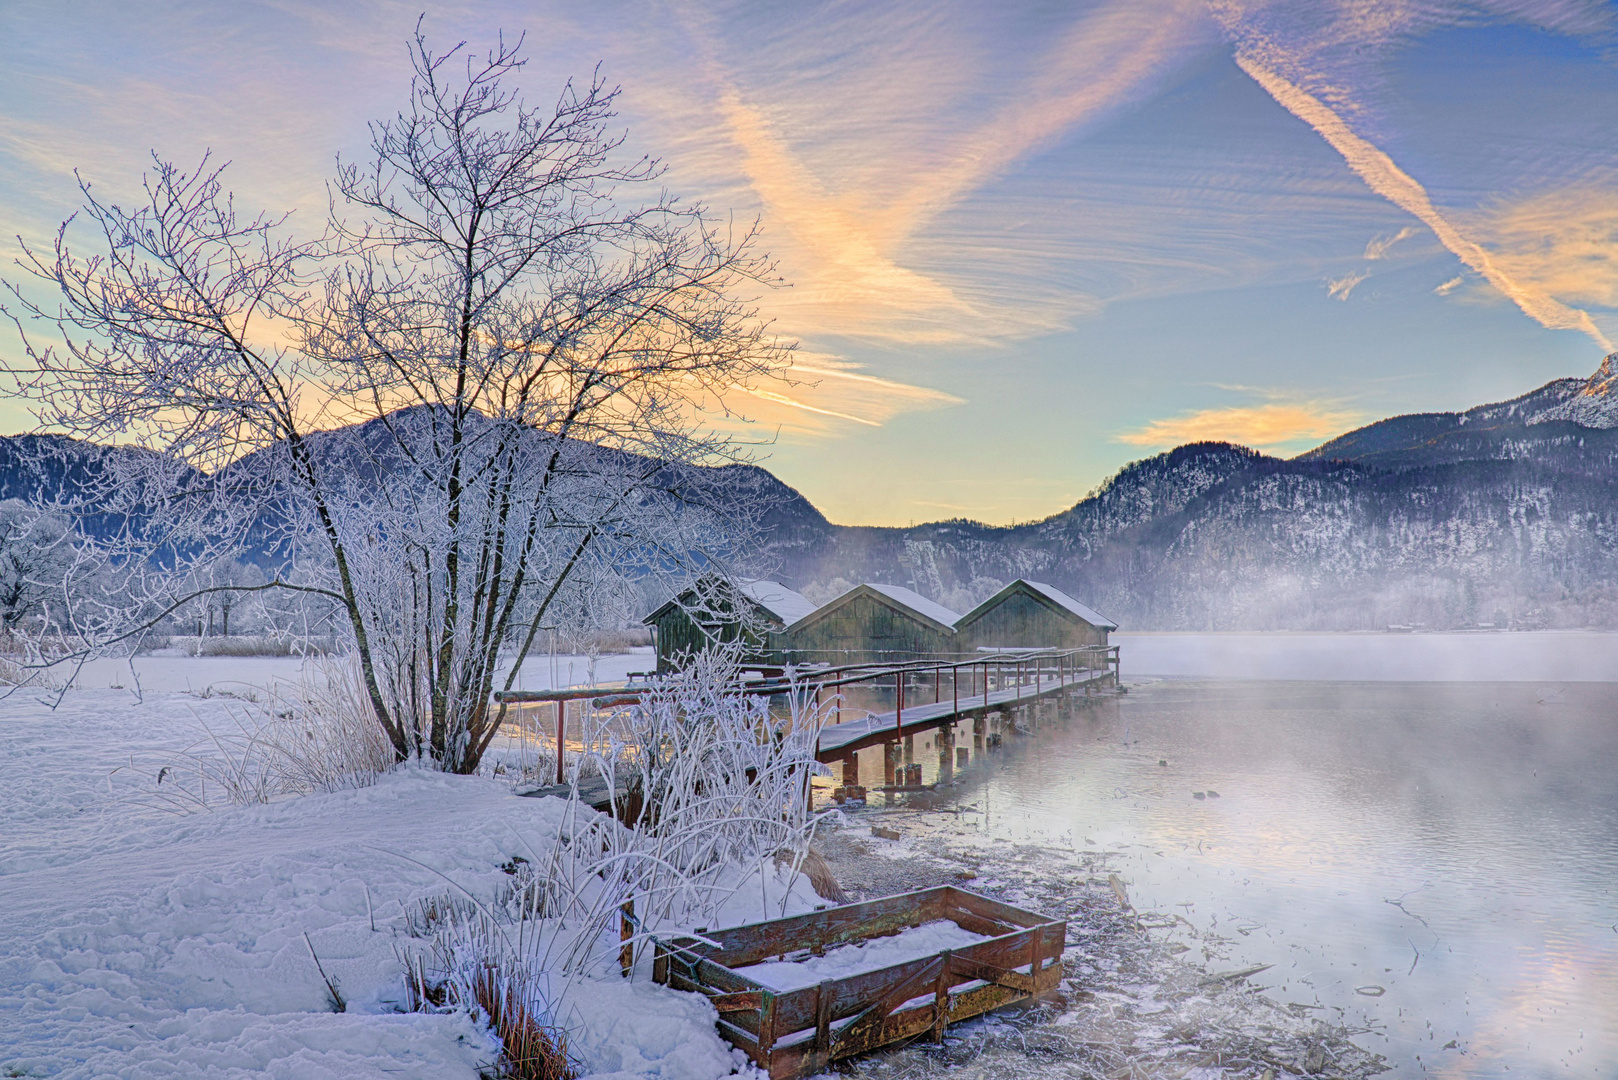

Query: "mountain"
left=8, top=357, right=1618, bottom=632
left=762, top=356, right=1618, bottom=631
left=1299, top=354, right=1618, bottom=470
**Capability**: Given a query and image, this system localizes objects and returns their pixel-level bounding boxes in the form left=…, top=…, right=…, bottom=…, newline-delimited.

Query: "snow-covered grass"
left=0, top=669, right=822, bottom=1079
left=141, top=659, right=395, bottom=811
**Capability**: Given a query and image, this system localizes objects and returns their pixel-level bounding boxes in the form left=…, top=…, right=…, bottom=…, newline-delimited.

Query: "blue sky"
left=1, top=1, right=1615, bottom=524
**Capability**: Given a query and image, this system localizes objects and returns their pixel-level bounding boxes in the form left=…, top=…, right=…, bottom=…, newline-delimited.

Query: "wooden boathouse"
left=643, top=577, right=817, bottom=673
left=954, top=579, right=1116, bottom=651
left=781, top=583, right=960, bottom=663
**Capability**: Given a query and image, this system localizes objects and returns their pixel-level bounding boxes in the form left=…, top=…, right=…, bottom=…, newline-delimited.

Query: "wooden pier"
left=811, top=653, right=1116, bottom=762
left=495, top=645, right=1120, bottom=792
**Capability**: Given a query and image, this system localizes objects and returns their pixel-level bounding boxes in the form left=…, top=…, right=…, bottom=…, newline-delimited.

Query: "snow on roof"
left=739, top=580, right=818, bottom=625
left=1020, top=580, right=1118, bottom=630
left=862, top=583, right=961, bottom=631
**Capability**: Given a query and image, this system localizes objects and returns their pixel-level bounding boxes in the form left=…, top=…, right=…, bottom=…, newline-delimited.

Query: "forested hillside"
left=9, top=356, right=1618, bottom=632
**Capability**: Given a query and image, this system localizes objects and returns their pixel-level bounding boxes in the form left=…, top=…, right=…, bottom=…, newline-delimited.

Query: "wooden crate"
left=651, top=885, right=1066, bottom=1080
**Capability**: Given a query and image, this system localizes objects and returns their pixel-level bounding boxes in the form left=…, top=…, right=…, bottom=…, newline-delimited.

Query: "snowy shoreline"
left=2, top=669, right=1391, bottom=1080
left=0, top=683, right=809, bottom=1079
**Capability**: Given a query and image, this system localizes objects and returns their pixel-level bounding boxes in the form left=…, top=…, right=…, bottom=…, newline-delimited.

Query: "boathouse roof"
left=736, top=579, right=819, bottom=625
left=787, top=582, right=961, bottom=636
left=956, top=579, right=1117, bottom=631
left=643, top=577, right=816, bottom=629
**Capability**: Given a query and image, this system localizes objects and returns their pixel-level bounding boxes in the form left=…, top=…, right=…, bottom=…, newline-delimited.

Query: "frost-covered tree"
left=0, top=501, right=80, bottom=635
left=3, top=27, right=786, bottom=771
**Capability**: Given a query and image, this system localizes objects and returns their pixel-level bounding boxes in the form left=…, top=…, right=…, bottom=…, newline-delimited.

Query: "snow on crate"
left=735, top=920, right=989, bottom=992
left=0, top=687, right=783, bottom=1080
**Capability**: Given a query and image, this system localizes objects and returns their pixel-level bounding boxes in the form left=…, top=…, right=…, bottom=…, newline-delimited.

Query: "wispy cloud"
left=1231, top=53, right=1612, bottom=351
left=731, top=350, right=963, bottom=436
left=1435, top=275, right=1464, bottom=296
left=1118, top=400, right=1362, bottom=450
left=1469, top=186, right=1618, bottom=309
left=1326, top=270, right=1368, bottom=300
left=877, top=0, right=1207, bottom=244
left=1364, top=225, right=1417, bottom=260
left=1208, top=0, right=1616, bottom=350
left=666, top=0, right=1211, bottom=345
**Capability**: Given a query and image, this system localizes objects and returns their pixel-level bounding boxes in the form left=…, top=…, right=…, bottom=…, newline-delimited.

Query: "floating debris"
left=1193, top=791, right=1207, bottom=800
left=1355, top=985, right=1386, bottom=996
left=1108, top=873, right=1131, bottom=912
left=812, top=812, right=1389, bottom=1080
left=871, top=825, right=902, bottom=841
left=1200, top=963, right=1274, bottom=986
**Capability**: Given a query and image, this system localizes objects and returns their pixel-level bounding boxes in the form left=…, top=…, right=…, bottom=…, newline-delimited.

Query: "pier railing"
left=494, top=644, right=1119, bottom=783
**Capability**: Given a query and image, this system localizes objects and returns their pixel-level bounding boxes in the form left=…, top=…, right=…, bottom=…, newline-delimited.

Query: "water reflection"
left=930, top=680, right=1618, bottom=1078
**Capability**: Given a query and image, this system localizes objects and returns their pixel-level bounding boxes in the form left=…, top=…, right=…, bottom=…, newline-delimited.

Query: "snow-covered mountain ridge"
left=766, top=355, right=1618, bottom=630
left=1301, top=352, right=1618, bottom=466
left=7, top=356, right=1618, bottom=631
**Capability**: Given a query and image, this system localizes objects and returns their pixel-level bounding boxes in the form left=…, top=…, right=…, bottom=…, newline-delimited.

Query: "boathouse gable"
left=784, top=583, right=960, bottom=661
left=954, top=579, right=1116, bottom=651
left=643, top=577, right=816, bottom=672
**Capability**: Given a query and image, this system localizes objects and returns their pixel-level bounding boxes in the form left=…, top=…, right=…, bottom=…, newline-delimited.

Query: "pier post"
left=842, top=754, right=859, bottom=790
left=904, top=734, right=915, bottom=764
left=883, top=742, right=898, bottom=787
left=555, top=699, right=567, bottom=784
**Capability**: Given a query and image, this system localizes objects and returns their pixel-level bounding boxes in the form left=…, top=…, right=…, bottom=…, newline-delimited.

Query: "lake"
left=951, top=678, right=1618, bottom=1078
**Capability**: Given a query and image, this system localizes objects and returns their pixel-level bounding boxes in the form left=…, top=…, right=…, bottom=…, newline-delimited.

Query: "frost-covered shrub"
left=540, top=650, right=835, bottom=972
left=399, top=654, right=834, bottom=1072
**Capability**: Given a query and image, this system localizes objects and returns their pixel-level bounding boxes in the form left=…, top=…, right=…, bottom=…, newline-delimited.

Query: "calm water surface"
left=935, top=680, right=1617, bottom=1078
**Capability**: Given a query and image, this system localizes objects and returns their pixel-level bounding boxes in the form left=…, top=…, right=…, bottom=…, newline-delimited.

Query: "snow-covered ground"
left=65, top=646, right=657, bottom=697
left=0, top=663, right=804, bottom=1080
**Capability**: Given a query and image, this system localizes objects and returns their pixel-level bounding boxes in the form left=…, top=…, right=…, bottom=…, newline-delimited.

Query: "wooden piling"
left=555, top=699, right=567, bottom=784
left=620, top=900, right=635, bottom=975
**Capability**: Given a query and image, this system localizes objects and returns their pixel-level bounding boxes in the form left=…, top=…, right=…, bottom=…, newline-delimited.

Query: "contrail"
left=1236, top=53, right=1613, bottom=352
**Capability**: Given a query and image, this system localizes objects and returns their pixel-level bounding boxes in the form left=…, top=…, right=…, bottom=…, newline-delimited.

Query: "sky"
left=1, top=1, right=1616, bottom=526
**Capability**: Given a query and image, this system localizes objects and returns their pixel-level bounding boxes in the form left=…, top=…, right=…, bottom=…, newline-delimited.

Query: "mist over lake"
left=949, top=672, right=1618, bottom=1078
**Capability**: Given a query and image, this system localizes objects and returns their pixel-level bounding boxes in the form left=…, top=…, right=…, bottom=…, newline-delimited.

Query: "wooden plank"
left=948, top=952, right=1035, bottom=994
left=686, top=886, right=953, bottom=964
left=948, top=887, right=1053, bottom=928
left=711, top=991, right=764, bottom=1013
left=714, top=1018, right=761, bottom=1063
left=830, top=955, right=943, bottom=1056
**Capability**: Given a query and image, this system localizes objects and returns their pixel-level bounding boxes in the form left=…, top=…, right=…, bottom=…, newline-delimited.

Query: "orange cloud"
left=1117, top=401, right=1362, bottom=450
left=677, top=0, right=1207, bottom=345
left=1470, top=186, right=1618, bottom=309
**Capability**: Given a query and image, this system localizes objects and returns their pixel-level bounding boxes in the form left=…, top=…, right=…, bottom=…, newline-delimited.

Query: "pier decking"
left=814, top=661, right=1115, bottom=760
